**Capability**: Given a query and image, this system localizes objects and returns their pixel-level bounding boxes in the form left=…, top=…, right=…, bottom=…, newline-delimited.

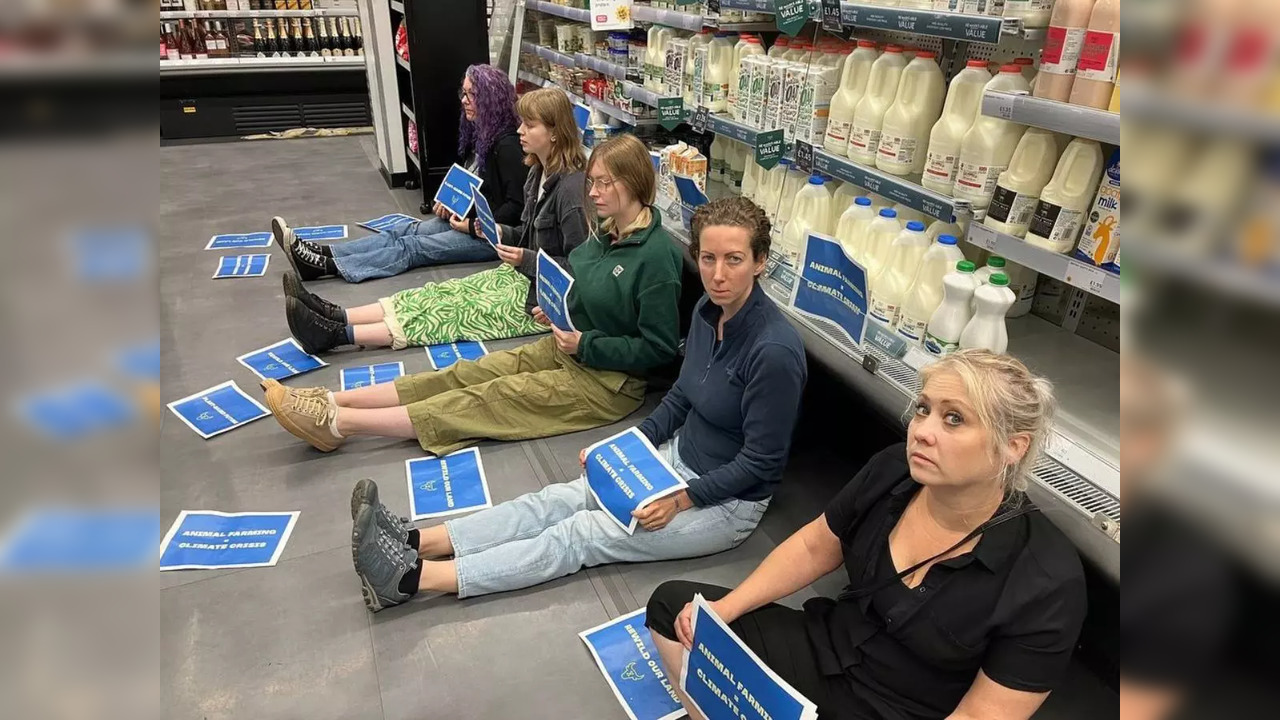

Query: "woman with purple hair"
left=272, top=63, right=527, bottom=283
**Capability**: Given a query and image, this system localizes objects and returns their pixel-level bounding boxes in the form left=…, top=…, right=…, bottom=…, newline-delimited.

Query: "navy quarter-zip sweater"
left=638, top=282, right=807, bottom=507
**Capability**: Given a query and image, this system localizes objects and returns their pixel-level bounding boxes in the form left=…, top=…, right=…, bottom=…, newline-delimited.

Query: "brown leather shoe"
left=265, top=382, right=344, bottom=452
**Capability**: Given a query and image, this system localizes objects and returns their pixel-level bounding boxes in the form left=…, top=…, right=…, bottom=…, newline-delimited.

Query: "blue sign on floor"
left=293, top=224, right=348, bottom=241
left=167, top=380, right=269, bottom=439
left=206, top=231, right=273, bottom=250
left=585, top=428, right=688, bottom=535
left=426, top=341, right=488, bottom=370
left=117, top=338, right=161, bottom=381
left=0, top=507, right=159, bottom=573
left=683, top=595, right=818, bottom=720
left=791, top=233, right=869, bottom=348
left=474, top=191, right=500, bottom=247
left=21, top=382, right=137, bottom=441
left=433, top=163, right=484, bottom=220
left=159, top=510, right=299, bottom=571
left=358, top=213, right=421, bottom=233
left=537, top=250, right=576, bottom=332
left=579, top=608, right=686, bottom=720
left=405, top=448, right=491, bottom=520
left=340, top=361, right=406, bottom=391
left=236, top=338, right=327, bottom=381
left=72, top=227, right=150, bottom=282
left=213, top=253, right=270, bottom=278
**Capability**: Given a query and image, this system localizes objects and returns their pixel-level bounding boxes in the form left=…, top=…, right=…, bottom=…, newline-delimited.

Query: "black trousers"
left=646, top=580, right=880, bottom=720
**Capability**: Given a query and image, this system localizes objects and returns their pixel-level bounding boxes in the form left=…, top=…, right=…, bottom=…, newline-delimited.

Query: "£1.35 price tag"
left=1064, top=259, right=1108, bottom=296
left=690, top=105, right=710, bottom=134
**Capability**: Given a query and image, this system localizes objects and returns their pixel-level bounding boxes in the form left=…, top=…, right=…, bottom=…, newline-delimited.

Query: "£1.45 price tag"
left=1064, top=259, right=1108, bottom=296
left=820, top=0, right=843, bottom=32
left=792, top=140, right=814, bottom=174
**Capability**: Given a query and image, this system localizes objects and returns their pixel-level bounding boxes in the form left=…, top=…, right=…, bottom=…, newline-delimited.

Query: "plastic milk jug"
left=710, top=134, right=728, bottom=184
left=898, top=234, right=966, bottom=343
left=975, top=256, right=1037, bottom=318
left=759, top=157, right=790, bottom=226
left=704, top=33, right=735, bottom=112
left=644, top=26, right=672, bottom=92
left=848, top=45, right=907, bottom=166
left=1035, top=0, right=1096, bottom=102
left=768, top=36, right=789, bottom=58
left=953, top=66, right=1030, bottom=216
left=830, top=180, right=862, bottom=230
left=726, top=140, right=748, bottom=194
left=1025, top=138, right=1104, bottom=253
left=1068, top=0, right=1120, bottom=109
left=959, top=273, right=1015, bottom=353
left=824, top=40, right=879, bottom=157
left=984, top=128, right=1061, bottom=237
left=862, top=207, right=902, bottom=282
left=732, top=36, right=764, bottom=122
left=924, top=261, right=978, bottom=356
left=922, top=60, right=991, bottom=195
left=742, top=151, right=764, bottom=202
left=1075, top=147, right=1120, bottom=266
left=877, top=52, right=946, bottom=176
left=780, top=175, right=833, bottom=265
left=893, top=204, right=928, bottom=227
left=869, top=220, right=929, bottom=326
left=775, top=160, right=812, bottom=238
left=835, top=196, right=876, bottom=263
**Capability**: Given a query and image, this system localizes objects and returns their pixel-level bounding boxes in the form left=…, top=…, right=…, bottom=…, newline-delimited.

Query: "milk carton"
left=780, top=61, right=808, bottom=143
left=764, top=60, right=791, bottom=133
left=1075, top=148, right=1120, bottom=267
left=743, top=55, right=770, bottom=129
left=664, top=39, right=688, bottom=98
left=795, top=62, right=840, bottom=145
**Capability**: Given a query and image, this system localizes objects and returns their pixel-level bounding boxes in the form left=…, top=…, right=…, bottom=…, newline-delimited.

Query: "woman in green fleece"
left=263, top=133, right=683, bottom=456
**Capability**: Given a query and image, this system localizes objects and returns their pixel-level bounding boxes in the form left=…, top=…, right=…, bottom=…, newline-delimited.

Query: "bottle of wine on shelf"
left=275, top=18, right=290, bottom=56
left=317, top=16, right=332, bottom=57
left=338, top=17, right=353, bottom=57
left=351, top=18, right=363, bottom=56
left=290, top=19, right=305, bottom=58
left=265, top=19, right=280, bottom=57
left=302, top=18, right=318, bottom=57
left=161, top=23, right=170, bottom=61
left=192, top=22, right=209, bottom=60
left=202, top=21, right=217, bottom=59
left=176, top=21, right=194, bottom=60
left=326, top=17, right=341, bottom=55
left=252, top=20, right=266, bottom=58
left=216, top=21, right=232, bottom=58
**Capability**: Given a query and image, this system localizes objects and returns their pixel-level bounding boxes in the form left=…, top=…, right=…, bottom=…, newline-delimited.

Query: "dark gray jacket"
left=498, top=166, right=588, bottom=313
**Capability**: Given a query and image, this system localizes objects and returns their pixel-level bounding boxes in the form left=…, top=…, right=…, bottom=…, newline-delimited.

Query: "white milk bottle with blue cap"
left=835, top=196, right=876, bottom=263
left=829, top=180, right=862, bottom=231
left=924, top=261, right=978, bottom=356
left=897, top=234, right=966, bottom=343
left=848, top=45, right=907, bottom=166
left=861, top=207, right=902, bottom=281
left=781, top=175, right=833, bottom=265
left=869, top=219, right=929, bottom=327
left=960, top=273, right=1015, bottom=353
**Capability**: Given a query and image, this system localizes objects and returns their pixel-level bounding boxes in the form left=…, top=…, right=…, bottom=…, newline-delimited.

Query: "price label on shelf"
left=968, top=223, right=999, bottom=252
left=690, top=105, right=709, bottom=134
left=792, top=140, right=814, bottom=174
left=1064, top=259, right=1108, bottom=296
left=820, top=0, right=843, bottom=33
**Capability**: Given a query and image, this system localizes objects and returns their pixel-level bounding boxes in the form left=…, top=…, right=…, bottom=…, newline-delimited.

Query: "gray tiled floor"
left=160, top=136, right=1115, bottom=719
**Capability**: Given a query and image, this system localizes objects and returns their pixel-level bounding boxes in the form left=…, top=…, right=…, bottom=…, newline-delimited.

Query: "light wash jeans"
left=330, top=216, right=496, bottom=283
left=444, top=437, right=770, bottom=598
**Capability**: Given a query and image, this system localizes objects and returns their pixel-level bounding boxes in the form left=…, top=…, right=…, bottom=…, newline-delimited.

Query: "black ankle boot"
left=282, top=271, right=345, bottom=322
left=285, top=296, right=348, bottom=354
left=288, top=238, right=335, bottom=281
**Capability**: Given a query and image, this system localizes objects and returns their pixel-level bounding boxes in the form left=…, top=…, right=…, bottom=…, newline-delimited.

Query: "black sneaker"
left=272, top=216, right=333, bottom=281
left=282, top=271, right=345, bottom=322
left=285, top=296, right=347, bottom=354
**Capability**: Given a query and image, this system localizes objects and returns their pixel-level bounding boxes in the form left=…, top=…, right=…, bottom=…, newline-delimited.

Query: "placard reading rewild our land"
left=584, top=428, right=688, bottom=535
left=579, top=608, right=685, bottom=720
left=405, top=448, right=492, bottom=520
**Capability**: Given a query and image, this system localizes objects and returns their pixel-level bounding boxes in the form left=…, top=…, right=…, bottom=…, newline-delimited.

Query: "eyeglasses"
left=586, top=177, right=617, bottom=191
left=458, top=89, right=476, bottom=102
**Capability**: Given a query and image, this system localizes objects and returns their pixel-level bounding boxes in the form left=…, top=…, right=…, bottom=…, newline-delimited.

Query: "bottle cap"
left=916, top=51, right=937, bottom=59
left=854, top=196, right=872, bottom=206
left=885, top=44, right=904, bottom=53
left=938, top=234, right=958, bottom=245
left=879, top=208, right=898, bottom=218
left=857, top=40, right=877, bottom=48
left=989, top=273, right=1010, bottom=286
left=906, top=220, right=926, bottom=232
left=1014, top=57, right=1034, bottom=66
left=775, top=37, right=791, bottom=47
left=999, top=64, right=1021, bottom=73
left=809, top=174, right=824, bottom=185
left=986, top=256, right=1006, bottom=268
left=966, top=59, right=988, bottom=68
left=957, top=260, right=976, bottom=273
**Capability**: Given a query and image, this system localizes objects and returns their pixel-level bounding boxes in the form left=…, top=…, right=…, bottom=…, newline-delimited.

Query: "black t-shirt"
left=803, top=444, right=1087, bottom=720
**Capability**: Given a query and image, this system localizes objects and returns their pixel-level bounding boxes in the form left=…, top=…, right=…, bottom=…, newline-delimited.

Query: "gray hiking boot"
left=351, top=478, right=412, bottom=547
left=353, top=503, right=416, bottom=612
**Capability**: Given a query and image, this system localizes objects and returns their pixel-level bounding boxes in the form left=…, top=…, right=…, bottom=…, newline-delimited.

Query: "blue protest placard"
left=293, top=224, right=348, bottom=241
left=71, top=226, right=150, bottom=282
left=405, top=448, right=492, bottom=520
left=166, top=380, right=269, bottom=439
left=213, top=253, right=270, bottom=278
left=536, top=249, right=576, bottom=332
left=432, top=163, right=484, bottom=220
left=158, top=510, right=299, bottom=571
left=790, top=233, right=870, bottom=348
left=117, top=338, right=160, bottom=380
left=682, top=594, right=819, bottom=720
left=585, top=428, right=688, bottom=535
left=358, top=213, right=421, bottom=232
left=20, top=382, right=137, bottom=440
left=473, top=190, right=500, bottom=247
left=426, top=340, right=489, bottom=370
left=236, top=338, right=327, bottom=381
left=580, top=608, right=686, bottom=720
left=0, top=507, right=159, bottom=573
left=340, top=361, right=405, bottom=391
left=205, top=231, right=273, bottom=250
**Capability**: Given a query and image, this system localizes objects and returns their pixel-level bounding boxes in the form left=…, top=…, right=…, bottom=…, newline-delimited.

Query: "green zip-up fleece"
left=566, top=207, right=683, bottom=375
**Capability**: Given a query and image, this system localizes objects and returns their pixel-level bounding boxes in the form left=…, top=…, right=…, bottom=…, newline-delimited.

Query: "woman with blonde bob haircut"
left=647, top=350, right=1089, bottom=720
left=278, top=87, right=589, bottom=355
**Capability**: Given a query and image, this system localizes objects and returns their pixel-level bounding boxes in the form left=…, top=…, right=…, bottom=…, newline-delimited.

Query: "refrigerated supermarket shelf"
left=159, top=55, right=364, bottom=75
left=813, top=149, right=957, bottom=222
left=838, top=3, right=1042, bottom=44
left=982, top=91, right=1120, bottom=146
left=575, top=51, right=629, bottom=80
left=518, top=70, right=657, bottom=127
left=632, top=4, right=706, bottom=31
left=159, top=8, right=358, bottom=19
left=968, top=224, right=1122, bottom=305
left=525, top=0, right=590, bottom=23
left=1124, top=85, right=1280, bottom=146
left=720, top=0, right=780, bottom=13
left=523, top=40, right=577, bottom=68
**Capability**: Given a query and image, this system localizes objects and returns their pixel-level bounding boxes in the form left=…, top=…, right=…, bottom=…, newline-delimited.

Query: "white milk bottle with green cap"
left=953, top=65, right=1030, bottom=217
left=1025, top=138, right=1104, bottom=253
left=825, top=40, right=879, bottom=157
left=704, top=33, right=734, bottom=112
left=898, top=234, right=966, bottom=343
left=869, top=220, right=929, bottom=327
left=732, top=36, right=764, bottom=122
left=974, top=255, right=1037, bottom=318
left=984, top=128, right=1061, bottom=238
left=835, top=196, right=876, bottom=263
left=780, top=175, right=833, bottom=265
left=645, top=26, right=673, bottom=92
left=924, top=261, right=978, bottom=356
left=862, top=207, right=902, bottom=282
left=877, top=51, right=946, bottom=177
left=922, top=60, right=992, bottom=195
left=848, top=45, right=907, bottom=166
left=959, top=273, right=1015, bottom=353
left=829, top=180, right=861, bottom=231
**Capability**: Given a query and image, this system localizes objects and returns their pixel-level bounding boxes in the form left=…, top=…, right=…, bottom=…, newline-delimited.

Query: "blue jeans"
left=330, top=217, right=496, bottom=283
left=444, top=437, right=770, bottom=598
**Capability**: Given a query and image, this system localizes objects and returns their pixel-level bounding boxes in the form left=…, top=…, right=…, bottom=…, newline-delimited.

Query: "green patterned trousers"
left=379, top=264, right=547, bottom=350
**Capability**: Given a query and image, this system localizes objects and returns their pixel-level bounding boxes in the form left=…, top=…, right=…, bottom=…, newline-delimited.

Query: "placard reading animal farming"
left=206, top=231, right=273, bottom=250
left=405, top=448, right=492, bottom=520
left=166, top=380, right=269, bottom=439
left=340, top=362, right=405, bottom=391
left=536, top=250, right=576, bottom=332
left=681, top=595, right=818, bottom=720
left=433, top=163, right=484, bottom=220
left=159, top=510, right=299, bottom=571
left=358, top=213, right=421, bottom=232
left=579, top=608, right=685, bottom=720
left=584, top=428, right=688, bottom=535
left=293, top=224, right=348, bottom=241
left=789, top=233, right=870, bottom=348
left=236, top=338, right=327, bottom=381
left=213, top=253, right=270, bottom=278
left=426, top=341, right=488, bottom=370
